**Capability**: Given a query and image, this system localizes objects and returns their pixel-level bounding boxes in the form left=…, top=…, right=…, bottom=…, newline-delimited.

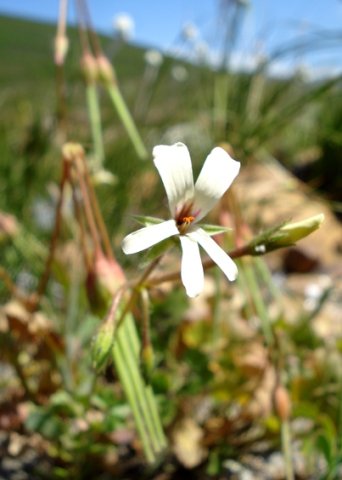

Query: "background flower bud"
left=81, top=53, right=99, bottom=84
left=54, top=34, right=69, bottom=66
left=274, top=385, right=291, bottom=421
left=97, top=55, right=116, bottom=86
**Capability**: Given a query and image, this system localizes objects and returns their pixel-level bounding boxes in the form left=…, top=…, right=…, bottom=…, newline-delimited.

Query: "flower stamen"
left=182, top=215, right=195, bottom=225
left=177, top=215, right=195, bottom=234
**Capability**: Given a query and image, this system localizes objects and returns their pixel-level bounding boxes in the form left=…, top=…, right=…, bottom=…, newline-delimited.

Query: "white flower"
left=144, top=49, right=163, bottom=67
left=113, top=13, right=134, bottom=41
left=171, top=65, right=188, bottom=82
left=122, top=143, right=240, bottom=297
left=181, top=22, right=199, bottom=41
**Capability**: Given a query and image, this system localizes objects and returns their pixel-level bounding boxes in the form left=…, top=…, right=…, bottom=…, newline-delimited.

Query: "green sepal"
left=199, top=224, right=233, bottom=236
left=132, top=215, right=164, bottom=227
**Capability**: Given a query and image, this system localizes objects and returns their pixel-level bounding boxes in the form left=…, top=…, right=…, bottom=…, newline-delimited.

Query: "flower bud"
left=97, top=55, right=116, bottom=86
left=0, top=212, right=19, bottom=240
left=86, top=252, right=125, bottom=315
left=91, top=318, right=115, bottom=372
left=81, top=52, right=98, bottom=84
left=54, top=34, right=69, bottom=66
left=62, top=142, right=85, bottom=162
left=274, top=385, right=291, bottom=421
left=141, top=344, right=154, bottom=383
left=275, top=213, right=324, bottom=245
left=250, top=213, right=324, bottom=255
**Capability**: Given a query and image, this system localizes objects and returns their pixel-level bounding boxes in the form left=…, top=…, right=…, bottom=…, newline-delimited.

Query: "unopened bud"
left=62, top=142, right=84, bottom=162
left=0, top=212, right=19, bottom=239
left=97, top=55, right=116, bottom=86
left=86, top=252, right=125, bottom=315
left=250, top=213, right=324, bottom=255
left=141, top=344, right=154, bottom=382
left=274, top=385, right=291, bottom=421
left=91, top=319, right=115, bottom=372
left=81, top=52, right=98, bottom=84
left=54, top=34, right=69, bottom=66
left=276, top=214, right=324, bottom=245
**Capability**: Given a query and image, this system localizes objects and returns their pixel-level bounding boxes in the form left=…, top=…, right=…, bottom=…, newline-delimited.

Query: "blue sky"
left=0, top=0, right=341, bottom=76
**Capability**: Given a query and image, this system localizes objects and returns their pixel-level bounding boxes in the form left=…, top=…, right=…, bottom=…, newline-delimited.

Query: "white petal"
left=189, top=228, right=238, bottom=281
left=153, top=143, right=194, bottom=216
left=179, top=235, right=204, bottom=297
left=193, top=147, right=240, bottom=221
left=122, top=219, right=178, bottom=254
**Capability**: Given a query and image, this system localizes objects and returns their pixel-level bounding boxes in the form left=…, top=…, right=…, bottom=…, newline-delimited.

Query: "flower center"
left=176, top=211, right=195, bottom=235
left=175, top=203, right=198, bottom=234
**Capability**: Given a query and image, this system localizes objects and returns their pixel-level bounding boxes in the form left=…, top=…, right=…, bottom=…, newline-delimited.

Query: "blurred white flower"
left=91, top=169, right=117, bottom=186
left=122, top=143, right=240, bottom=297
left=113, top=13, right=134, bottom=41
left=181, top=22, right=198, bottom=41
left=304, top=283, right=323, bottom=311
left=171, top=65, right=188, bottom=82
left=144, top=49, right=163, bottom=67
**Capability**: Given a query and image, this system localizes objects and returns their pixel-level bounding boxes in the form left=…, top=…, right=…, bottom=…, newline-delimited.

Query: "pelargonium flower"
left=122, top=143, right=240, bottom=297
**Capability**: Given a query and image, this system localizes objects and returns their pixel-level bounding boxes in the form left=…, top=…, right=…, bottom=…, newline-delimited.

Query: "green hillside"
left=0, top=14, right=340, bottom=230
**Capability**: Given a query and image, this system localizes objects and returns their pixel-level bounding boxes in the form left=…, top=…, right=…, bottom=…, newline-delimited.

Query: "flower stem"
left=241, top=259, right=274, bottom=345
left=112, top=329, right=156, bottom=463
left=35, top=158, right=70, bottom=307
left=212, top=268, right=222, bottom=344
left=112, top=314, right=166, bottom=459
left=107, top=83, right=148, bottom=160
left=86, top=83, right=105, bottom=169
left=281, top=419, right=294, bottom=480
left=125, top=313, right=167, bottom=448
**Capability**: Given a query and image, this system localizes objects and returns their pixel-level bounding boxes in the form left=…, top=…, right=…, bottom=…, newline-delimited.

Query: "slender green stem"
left=254, top=257, right=281, bottom=303
left=86, top=83, right=105, bottom=169
left=241, top=259, right=274, bottom=345
left=119, top=317, right=162, bottom=454
left=107, top=84, right=148, bottom=160
left=125, top=314, right=167, bottom=448
left=212, top=268, right=222, bottom=344
left=235, top=259, right=255, bottom=320
left=63, top=266, right=81, bottom=390
left=112, top=330, right=155, bottom=463
left=281, top=420, right=294, bottom=480
left=35, top=159, right=69, bottom=305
